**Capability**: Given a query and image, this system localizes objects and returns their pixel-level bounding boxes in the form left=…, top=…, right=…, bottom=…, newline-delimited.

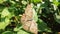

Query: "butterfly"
left=21, top=3, right=38, bottom=34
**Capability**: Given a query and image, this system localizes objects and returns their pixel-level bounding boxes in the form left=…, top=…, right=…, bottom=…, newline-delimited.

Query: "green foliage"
left=0, top=0, right=6, bottom=4
left=38, top=19, right=51, bottom=32
left=2, top=31, right=13, bottom=34
left=0, top=18, right=10, bottom=29
left=33, top=8, right=38, bottom=22
left=17, top=30, right=30, bottom=34
left=53, top=0, right=60, bottom=6
left=1, top=8, right=11, bottom=18
left=31, top=0, right=42, bottom=3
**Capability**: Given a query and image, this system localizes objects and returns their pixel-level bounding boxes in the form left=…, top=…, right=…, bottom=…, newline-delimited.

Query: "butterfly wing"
left=21, top=4, right=38, bottom=34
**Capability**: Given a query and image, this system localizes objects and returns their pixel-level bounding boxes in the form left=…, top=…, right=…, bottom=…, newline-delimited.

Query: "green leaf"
left=17, top=30, right=30, bottom=34
left=0, top=0, right=6, bottom=4
left=53, top=0, right=59, bottom=6
left=33, top=8, right=38, bottom=22
left=14, top=26, right=23, bottom=31
left=38, top=19, right=51, bottom=32
left=55, top=14, right=60, bottom=24
left=1, top=8, right=10, bottom=18
left=31, top=0, right=41, bottom=3
left=0, top=18, right=10, bottom=29
left=21, top=0, right=27, bottom=5
left=2, top=31, right=13, bottom=34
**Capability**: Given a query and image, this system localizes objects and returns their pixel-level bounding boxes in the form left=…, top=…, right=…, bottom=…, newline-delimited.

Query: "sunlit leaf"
left=14, top=26, right=23, bottom=31
left=17, top=30, right=29, bottom=34
left=53, top=0, right=59, bottom=6
left=1, top=8, right=10, bottom=18
left=0, top=0, right=6, bottom=4
left=0, top=18, right=10, bottom=29
left=21, top=0, right=27, bottom=5
left=31, top=0, right=42, bottom=3
left=33, top=8, right=38, bottom=22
